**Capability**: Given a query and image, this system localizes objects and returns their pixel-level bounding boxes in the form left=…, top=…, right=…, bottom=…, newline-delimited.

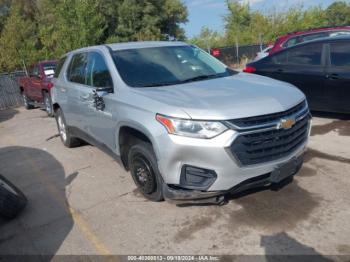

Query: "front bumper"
left=163, top=154, right=304, bottom=204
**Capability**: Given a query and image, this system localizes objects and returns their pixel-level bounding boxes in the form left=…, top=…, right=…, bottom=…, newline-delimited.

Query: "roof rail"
left=287, top=25, right=350, bottom=35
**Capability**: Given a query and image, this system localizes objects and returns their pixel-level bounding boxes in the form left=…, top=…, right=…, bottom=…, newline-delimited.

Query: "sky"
left=183, top=0, right=347, bottom=38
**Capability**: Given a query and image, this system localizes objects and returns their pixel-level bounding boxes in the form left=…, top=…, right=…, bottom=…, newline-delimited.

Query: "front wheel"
left=128, top=141, right=164, bottom=202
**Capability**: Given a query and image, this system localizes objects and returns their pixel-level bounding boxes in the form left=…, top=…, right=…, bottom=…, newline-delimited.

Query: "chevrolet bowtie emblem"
left=277, top=118, right=296, bottom=130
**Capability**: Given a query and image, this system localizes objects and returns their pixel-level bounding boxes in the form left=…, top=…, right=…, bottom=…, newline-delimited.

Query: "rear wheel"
left=55, top=108, right=80, bottom=148
left=0, top=174, right=27, bottom=219
left=128, top=141, right=164, bottom=201
left=43, top=92, right=53, bottom=117
left=22, top=92, right=34, bottom=110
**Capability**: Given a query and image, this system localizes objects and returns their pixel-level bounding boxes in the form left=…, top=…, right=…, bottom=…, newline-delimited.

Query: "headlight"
left=156, top=114, right=228, bottom=139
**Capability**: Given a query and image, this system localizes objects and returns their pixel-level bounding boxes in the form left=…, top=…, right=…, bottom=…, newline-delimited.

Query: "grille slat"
left=228, top=100, right=307, bottom=128
left=230, top=101, right=310, bottom=166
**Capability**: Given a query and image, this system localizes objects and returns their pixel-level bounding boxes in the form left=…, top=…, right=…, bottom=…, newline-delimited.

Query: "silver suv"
left=52, top=42, right=311, bottom=203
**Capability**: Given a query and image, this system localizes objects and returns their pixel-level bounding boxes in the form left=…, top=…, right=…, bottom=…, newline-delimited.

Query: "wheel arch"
left=117, top=124, right=156, bottom=171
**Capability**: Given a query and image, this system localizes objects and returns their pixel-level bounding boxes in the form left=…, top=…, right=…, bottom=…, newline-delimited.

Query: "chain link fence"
left=212, top=44, right=267, bottom=68
left=0, top=71, right=26, bottom=110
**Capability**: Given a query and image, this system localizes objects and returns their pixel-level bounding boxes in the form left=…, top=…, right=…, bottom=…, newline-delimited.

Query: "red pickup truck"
left=18, top=60, right=57, bottom=116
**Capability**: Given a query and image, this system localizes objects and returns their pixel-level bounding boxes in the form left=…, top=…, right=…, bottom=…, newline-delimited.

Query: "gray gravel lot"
left=0, top=107, right=350, bottom=259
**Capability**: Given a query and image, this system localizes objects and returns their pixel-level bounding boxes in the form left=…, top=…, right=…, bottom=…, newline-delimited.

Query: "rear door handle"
left=276, top=69, right=284, bottom=73
left=60, top=88, right=67, bottom=93
left=326, top=73, right=339, bottom=80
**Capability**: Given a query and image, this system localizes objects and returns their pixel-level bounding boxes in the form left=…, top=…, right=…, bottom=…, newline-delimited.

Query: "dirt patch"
left=337, top=244, right=350, bottom=254
left=174, top=208, right=220, bottom=242
left=311, top=120, right=350, bottom=137
left=298, top=166, right=317, bottom=177
left=304, top=148, right=350, bottom=164
left=227, top=181, right=319, bottom=231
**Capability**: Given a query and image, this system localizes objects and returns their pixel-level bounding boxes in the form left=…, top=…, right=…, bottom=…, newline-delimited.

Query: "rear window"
left=43, top=63, right=56, bottom=77
left=330, top=42, right=350, bottom=67
left=54, top=57, right=66, bottom=78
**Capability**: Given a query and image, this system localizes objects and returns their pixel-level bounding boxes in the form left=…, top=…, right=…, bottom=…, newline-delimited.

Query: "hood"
left=133, top=73, right=306, bottom=120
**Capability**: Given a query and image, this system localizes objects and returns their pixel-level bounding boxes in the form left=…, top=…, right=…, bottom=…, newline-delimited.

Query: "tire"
left=43, top=92, right=54, bottom=117
left=128, top=141, right=164, bottom=202
left=0, top=174, right=27, bottom=219
left=22, top=92, right=34, bottom=110
left=55, top=108, right=80, bottom=148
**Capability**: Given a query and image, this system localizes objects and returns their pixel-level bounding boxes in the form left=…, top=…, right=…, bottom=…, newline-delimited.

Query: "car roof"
left=287, top=35, right=350, bottom=48
left=278, top=26, right=350, bottom=40
left=66, top=41, right=188, bottom=55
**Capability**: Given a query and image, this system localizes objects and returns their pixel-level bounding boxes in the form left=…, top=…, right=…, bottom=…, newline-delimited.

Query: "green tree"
left=106, top=0, right=188, bottom=43
left=326, top=1, right=350, bottom=26
left=0, top=5, right=38, bottom=71
left=189, top=27, right=224, bottom=50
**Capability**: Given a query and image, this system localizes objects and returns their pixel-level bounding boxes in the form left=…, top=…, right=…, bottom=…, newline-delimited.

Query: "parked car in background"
left=51, top=41, right=310, bottom=203
left=18, top=60, right=57, bottom=116
left=0, top=174, right=27, bottom=219
left=244, top=36, right=350, bottom=114
left=253, top=45, right=273, bottom=61
left=270, top=26, right=350, bottom=55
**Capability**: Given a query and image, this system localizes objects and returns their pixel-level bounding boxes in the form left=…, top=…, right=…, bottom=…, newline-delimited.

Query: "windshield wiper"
left=140, top=81, right=181, bottom=87
left=179, top=74, right=221, bottom=84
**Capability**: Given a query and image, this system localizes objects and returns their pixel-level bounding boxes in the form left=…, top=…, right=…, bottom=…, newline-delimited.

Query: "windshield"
left=43, top=63, right=56, bottom=77
left=112, top=45, right=236, bottom=87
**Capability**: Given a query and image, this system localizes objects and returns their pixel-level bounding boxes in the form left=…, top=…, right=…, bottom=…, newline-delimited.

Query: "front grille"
left=229, top=102, right=310, bottom=166
left=228, top=100, right=307, bottom=129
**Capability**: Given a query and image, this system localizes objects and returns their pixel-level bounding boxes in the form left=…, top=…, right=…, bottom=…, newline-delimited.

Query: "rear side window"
left=330, top=42, right=350, bottom=67
left=283, top=37, right=300, bottom=48
left=299, top=32, right=328, bottom=43
left=30, top=65, right=40, bottom=77
left=287, top=43, right=322, bottom=66
left=86, top=52, right=113, bottom=88
left=54, top=57, right=66, bottom=78
left=67, top=53, right=88, bottom=84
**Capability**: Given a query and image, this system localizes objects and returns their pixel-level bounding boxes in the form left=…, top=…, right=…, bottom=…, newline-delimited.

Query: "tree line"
left=1, top=0, right=350, bottom=72
left=190, top=1, right=350, bottom=49
left=0, top=0, right=188, bottom=72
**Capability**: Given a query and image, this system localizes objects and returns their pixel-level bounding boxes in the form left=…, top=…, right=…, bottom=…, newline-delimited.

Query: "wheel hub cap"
left=133, top=155, right=156, bottom=194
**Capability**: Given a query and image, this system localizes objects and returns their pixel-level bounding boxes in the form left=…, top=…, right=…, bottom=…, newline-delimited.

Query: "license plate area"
left=270, top=157, right=302, bottom=183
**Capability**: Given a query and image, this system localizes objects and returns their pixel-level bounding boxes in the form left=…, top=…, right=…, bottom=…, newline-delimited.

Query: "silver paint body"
left=52, top=41, right=309, bottom=191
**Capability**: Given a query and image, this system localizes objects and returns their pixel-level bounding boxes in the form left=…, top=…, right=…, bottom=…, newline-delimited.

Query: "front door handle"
left=60, top=88, right=67, bottom=93
left=276, top=69, right=284, bottom=73
left=326, top=73, right=339, bottom=80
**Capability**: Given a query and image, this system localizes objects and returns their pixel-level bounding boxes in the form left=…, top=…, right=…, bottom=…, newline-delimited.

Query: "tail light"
left=243, top=66, right=256, bottom=73
left=211, top=48, right=221, bottom=57
left=47, top=82, right=54, bottom=89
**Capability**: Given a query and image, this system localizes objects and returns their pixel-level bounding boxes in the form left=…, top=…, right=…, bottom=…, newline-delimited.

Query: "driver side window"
left=86, top=52, right=113, bottom=88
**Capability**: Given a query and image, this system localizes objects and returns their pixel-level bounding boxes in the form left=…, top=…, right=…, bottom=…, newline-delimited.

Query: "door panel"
left=65, top=53, right=88, bottom=129
left=257, top=43, right=326, bottom=111
left=325, top=41, right=350, bottom=113
left=84, top=51, right=116, bottom=151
